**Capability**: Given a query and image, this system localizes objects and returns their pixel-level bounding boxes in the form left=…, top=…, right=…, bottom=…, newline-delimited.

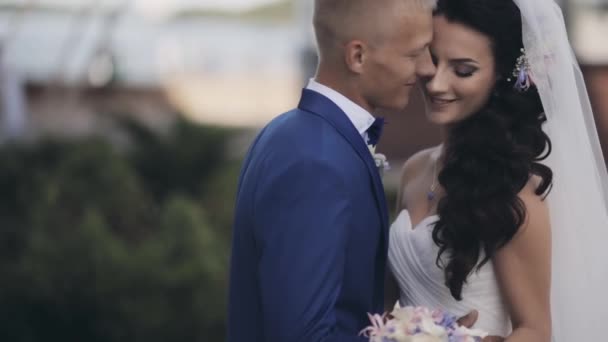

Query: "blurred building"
left=0, top=3, right=176, bottom=140
left=0, top=0, right=606, bottom=167
left=23, top=83, right=175, bottom=141
left=0, top=0, right=301, bottom=141
left=572, top=0, right=608, bottom=162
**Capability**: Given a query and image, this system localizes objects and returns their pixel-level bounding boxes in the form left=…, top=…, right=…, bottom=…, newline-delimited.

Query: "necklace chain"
left=427, top=148, right=441, bottom=202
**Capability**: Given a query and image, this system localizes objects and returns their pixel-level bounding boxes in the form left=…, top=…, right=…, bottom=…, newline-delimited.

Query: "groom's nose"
left=416, top=48, right=436, bottom=79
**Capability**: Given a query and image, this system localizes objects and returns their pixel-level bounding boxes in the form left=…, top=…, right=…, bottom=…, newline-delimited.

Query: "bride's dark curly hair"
left=432, top=0, right=553, bottom=300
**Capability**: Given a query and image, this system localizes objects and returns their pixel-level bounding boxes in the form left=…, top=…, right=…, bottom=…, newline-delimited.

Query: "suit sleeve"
left=253, top=157, right=367, bottom=342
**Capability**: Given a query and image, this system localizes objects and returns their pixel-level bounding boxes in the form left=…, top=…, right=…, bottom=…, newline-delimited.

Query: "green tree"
left=0, top=119, right=238, bottom=341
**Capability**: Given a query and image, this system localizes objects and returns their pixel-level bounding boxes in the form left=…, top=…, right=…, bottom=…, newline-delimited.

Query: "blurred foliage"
left=0, top=119, right=240, bottom=342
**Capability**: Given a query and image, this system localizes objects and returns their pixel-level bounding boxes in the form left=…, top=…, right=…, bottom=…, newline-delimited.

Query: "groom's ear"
left=344, top=40, right=367, bottom=74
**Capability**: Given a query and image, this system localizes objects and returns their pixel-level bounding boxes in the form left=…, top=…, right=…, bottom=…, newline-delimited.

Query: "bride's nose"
left=426, top=68, right=450, bottom=95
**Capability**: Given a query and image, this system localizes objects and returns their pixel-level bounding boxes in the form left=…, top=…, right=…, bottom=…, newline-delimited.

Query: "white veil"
left=512, top=0, right=608, bottom=340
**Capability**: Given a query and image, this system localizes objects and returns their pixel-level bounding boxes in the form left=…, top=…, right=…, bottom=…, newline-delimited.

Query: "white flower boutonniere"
left=368, top=145, right=390, bottom=175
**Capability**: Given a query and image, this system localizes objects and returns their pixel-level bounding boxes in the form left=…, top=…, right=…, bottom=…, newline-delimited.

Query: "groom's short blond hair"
left=313, top=0, right=436, bottom=59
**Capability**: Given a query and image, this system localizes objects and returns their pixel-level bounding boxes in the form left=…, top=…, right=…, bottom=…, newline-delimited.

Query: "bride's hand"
left=457, top=310, right=478, bottom=328
left=482, top=336, right=505, bottom=342
left=457, top=310, right=505, bottom=342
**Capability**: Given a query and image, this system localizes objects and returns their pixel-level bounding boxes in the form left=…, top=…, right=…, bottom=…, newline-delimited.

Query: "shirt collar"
left=305, top=78, right=376, bottom=137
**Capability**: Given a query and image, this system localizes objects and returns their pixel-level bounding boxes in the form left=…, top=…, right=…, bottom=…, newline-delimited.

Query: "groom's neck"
left=315, top=69, right=375, bottom=115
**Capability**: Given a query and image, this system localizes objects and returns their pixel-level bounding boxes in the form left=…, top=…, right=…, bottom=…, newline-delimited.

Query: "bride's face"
left=422, top=15, right=497, bottom=126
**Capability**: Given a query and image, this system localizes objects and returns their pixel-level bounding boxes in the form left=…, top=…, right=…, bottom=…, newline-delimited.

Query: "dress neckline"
left=402, top=210, right=439, bottom=231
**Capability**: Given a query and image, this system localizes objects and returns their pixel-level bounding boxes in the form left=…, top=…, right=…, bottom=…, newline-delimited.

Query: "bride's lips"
left=428, top=96, right=457, bottom=106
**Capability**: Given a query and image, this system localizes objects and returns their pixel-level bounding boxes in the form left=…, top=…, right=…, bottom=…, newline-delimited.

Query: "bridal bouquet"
left=360, top=303, right=488, bottom=342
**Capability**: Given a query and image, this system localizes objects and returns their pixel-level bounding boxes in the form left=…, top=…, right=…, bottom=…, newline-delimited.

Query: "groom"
left=228, top=0, right=436, bottom=341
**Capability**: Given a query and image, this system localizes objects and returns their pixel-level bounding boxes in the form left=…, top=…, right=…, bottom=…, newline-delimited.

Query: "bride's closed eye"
left=454, top=65, right=478, bottom=78
left=428, top=48, right=479, bottom=77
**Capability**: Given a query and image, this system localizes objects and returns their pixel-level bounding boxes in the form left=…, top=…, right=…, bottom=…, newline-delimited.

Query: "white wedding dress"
left=388, top=210, right=512, bottom=337
left=385, top=1, right=608, bottom=340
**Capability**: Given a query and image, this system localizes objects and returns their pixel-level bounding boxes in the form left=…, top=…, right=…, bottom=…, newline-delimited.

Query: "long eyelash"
left=455, top=67, right=477, bottom=77
left=457, top=71, right=475, bottom=77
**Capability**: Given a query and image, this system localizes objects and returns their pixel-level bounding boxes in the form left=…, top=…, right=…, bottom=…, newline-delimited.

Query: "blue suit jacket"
left=228, top=89, right=389, bottom=342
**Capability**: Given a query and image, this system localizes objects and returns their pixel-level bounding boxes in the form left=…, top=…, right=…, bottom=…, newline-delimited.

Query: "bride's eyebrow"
left=449, top=58, right=479, bottom=65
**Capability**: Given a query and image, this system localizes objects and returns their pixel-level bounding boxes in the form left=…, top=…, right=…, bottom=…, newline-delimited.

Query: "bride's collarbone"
left=399, top=148, right=444, bottom=228
left=402, top=183, right=441, bottom=227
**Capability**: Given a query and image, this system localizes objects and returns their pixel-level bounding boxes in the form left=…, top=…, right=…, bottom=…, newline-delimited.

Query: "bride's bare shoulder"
left=399, top=145, right=440, bottom=185
left=520, top=174, right=549, bottom=203
left=515, top=175, right=551, bottom=236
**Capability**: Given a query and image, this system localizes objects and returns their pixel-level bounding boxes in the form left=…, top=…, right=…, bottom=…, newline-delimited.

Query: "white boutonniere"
left=368, top=145, right=390, bottom=175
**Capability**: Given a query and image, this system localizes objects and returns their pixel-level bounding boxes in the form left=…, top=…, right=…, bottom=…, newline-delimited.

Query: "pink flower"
left=361, top=302, right=488, bottom=342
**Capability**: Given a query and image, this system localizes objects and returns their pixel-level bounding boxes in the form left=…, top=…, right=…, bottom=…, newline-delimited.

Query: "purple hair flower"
left=509, top=48, right=534, bottom=92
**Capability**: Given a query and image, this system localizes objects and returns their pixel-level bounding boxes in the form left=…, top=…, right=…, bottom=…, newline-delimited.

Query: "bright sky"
left=7, top=0, right=283, bottom=12
left=1, top=0, right=286, bottom=20
left=133, top=0, right=283, bottom=18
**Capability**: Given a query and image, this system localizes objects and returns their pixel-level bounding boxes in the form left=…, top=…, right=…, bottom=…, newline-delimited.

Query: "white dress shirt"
left=306, top=79, right=376, bottom=144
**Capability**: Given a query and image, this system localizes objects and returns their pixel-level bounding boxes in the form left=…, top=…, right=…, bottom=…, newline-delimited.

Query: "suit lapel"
left=297, top=89, right=389, bottom=240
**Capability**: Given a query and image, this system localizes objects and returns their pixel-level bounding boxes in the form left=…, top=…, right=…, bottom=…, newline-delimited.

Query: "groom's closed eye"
left=430, top=53, right=438, bottom=66
left=407, top=44, right=430, bottom=58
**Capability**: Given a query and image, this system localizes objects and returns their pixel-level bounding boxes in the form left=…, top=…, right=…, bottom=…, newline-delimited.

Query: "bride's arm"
left=493, top=184, right=552, bottom=342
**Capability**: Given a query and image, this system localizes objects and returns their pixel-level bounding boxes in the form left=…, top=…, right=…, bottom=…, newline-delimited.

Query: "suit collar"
left=297, top=88, right=389, bottom=240
left=305, top=79, right=376, bottom=138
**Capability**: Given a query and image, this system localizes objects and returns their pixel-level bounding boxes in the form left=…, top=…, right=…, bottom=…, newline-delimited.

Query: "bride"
left=387, top=0, right=608, bottom=340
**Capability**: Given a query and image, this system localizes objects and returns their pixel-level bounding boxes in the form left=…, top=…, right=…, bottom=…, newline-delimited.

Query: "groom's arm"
left=254, top=157, right=366, bottom=342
